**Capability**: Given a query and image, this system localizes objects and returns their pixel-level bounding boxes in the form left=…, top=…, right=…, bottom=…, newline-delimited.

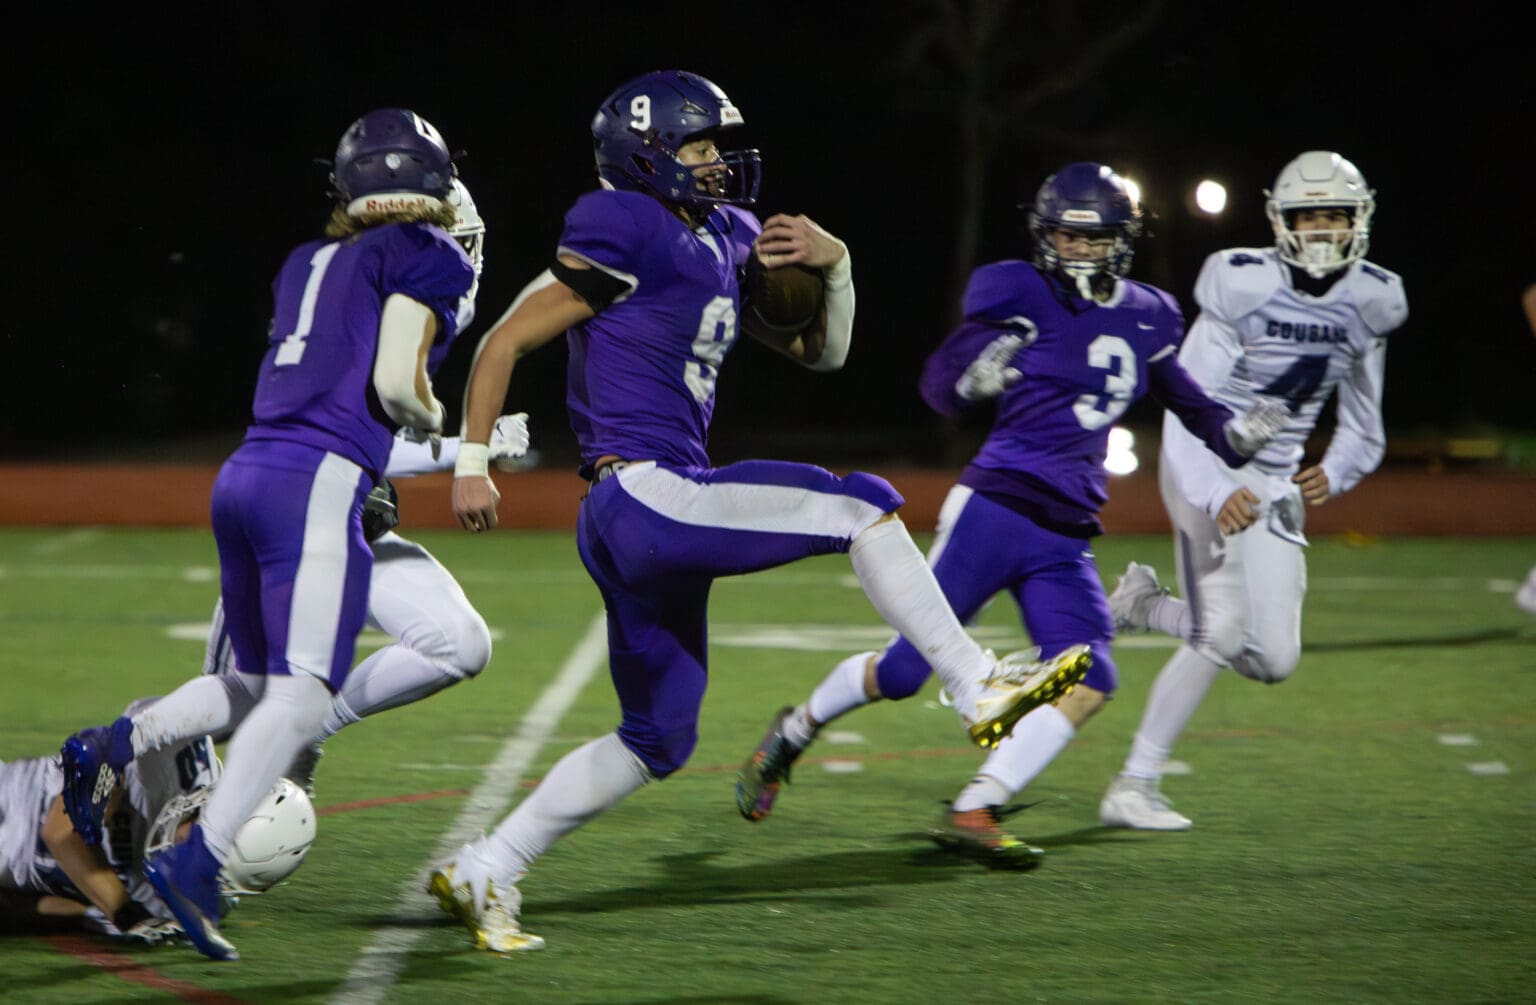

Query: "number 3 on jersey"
left=1073, top=334, right=1137, bottom=430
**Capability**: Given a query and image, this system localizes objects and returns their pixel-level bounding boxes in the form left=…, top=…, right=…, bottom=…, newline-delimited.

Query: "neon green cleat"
left=967, top=644, right=1091, bottom=749
left=428, top=860, right=545, bottom=953
left=928, top=805, right=1044, bottom=870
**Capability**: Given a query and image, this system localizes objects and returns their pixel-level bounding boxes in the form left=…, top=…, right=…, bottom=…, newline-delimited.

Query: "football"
left=745, top=255, right=824, bottom=332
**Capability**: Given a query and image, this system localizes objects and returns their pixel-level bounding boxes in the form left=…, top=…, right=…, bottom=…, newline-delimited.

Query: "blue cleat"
left=60, top=717, right=135, bottom=846
left=144, top=825, right=238, bottom=961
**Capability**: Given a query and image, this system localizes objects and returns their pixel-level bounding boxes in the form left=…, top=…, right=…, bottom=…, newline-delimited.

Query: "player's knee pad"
left=1233, top=644, right=1300, bottom=684
left=873, top=643, right=930, bottom=700
left=444, top=610, right=493, bottom=679
left=414, top=608, right=493, bottom=680
left=840, top=471, right=905, bottom=515
left=620, top=721, right=698, bottom=779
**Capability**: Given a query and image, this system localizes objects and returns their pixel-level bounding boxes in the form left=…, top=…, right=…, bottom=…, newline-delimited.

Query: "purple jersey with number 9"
left=243, top=222, right=473, bottom=477
left=556, top=189, right=761, bottom=477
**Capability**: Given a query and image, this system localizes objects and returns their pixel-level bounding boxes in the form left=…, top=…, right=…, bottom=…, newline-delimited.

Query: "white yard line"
left=327, top=610, right=609, bottom=1005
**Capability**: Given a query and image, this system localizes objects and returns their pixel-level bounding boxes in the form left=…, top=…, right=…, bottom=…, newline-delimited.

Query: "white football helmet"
left=146, top=777, right=317, bottom=897
left=447, top=178, right=485, bottom=276
left=1265, top=151, right=1374, bottom=277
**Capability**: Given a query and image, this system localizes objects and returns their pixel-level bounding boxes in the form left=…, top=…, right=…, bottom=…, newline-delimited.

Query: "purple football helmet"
left=591, top=70, right=760, bottom=209
left=1028, top=162, right=1143, bottom=296
left=331, top=108, right=456, bottom=216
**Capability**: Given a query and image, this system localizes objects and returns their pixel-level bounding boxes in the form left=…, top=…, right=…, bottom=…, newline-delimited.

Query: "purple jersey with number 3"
left=243, top=222, right=473, bottom=477
left=920, top=260, right=1242, bottom=536
left=557, top=190, right=761, bottom=477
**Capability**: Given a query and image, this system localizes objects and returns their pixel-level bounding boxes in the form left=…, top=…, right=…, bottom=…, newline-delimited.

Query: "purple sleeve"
left=920, top=263, right=1034, bottom=416
left=559, top=191, right=642, bottom=275
left=919, top=321, right=1006, bottom=416
left=1150, top=356, right=1249, bottom=467
left=383, top=224, right=475, bottom=341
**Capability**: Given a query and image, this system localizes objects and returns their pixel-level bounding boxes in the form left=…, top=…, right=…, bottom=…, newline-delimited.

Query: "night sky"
left=11, top=4, right=1528, bottom=466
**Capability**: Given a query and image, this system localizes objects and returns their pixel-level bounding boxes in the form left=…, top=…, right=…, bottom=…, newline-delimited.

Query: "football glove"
left=362, top=479, right=401, bottom=542
left=1224, top=398, right=1289, bottom=456
left=488, top=412, right=531, bottom=471
left=955, top=334, right=1025, bottom=402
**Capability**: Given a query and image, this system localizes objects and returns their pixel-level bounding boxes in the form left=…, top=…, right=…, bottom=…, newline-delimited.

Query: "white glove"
left=488, top=412, right=531, bottom=471
left=955, top=334, right=1025, bottom=402
left=1224, top=397, right=1289, bottom=456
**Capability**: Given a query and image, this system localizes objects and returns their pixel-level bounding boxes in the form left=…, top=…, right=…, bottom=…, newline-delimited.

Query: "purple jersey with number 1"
left=243, top=222, right=473, bottom=479
left=211, top=221, right=471, bottom=689
left=557, top=189, right=761, bottom=479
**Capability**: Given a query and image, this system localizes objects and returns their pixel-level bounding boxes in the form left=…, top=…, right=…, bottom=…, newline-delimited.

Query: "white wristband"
left=454, top=442, right=490, bottom=479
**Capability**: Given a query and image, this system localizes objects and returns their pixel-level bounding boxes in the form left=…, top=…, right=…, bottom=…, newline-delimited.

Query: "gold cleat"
left=966, top=644, right=1092, bottom=749
left=428, top=864, right=545, bottom=953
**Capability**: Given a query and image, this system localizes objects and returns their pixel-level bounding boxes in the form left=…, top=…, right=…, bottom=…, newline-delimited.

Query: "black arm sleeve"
left=549, top=259, right=631, bottom=312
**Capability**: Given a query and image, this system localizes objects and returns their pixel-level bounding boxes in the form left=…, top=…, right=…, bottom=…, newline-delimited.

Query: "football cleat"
left=60, top=717, right=135, bottom=846
left=286, top=741, right=325, bottom=799
left=144, top=826, right=238, bottom=961
left=1099, top=774, right=1192, bottom=831
left=735, top=705, right=806, bottom=822
left=1108, top=562, right=1165, bottom=634
left=428, top=857, right=544, bottom=953
left=928, top=804, right=1043, bottom=870
left=967, top=645, right=1091, bottom=749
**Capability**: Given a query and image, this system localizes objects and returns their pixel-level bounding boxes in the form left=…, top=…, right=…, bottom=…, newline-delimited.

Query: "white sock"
left=1146, top=595, right=1193, bottom=641
left=199, top=673, right=331, bottom=861
left=1122, top=645, right=1223, bottom=779
left=479, top=732, right=652, bottom=885
left=801, top=650, right=878, bottom=735
left=848, top=520, right=989, bottom=707
left=952, top=774, right=1011, bottom=813
left=131, top=671, right=264, bottom=755
left=319, top=644, right=465, bottom=739
left=953, top=704, right=1076, bottom=810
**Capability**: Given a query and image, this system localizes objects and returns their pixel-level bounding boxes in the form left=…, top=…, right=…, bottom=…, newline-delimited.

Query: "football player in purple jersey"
left=734, top=163, right=1287, bottom=867
left=429, top=70, right=1090, bottom=953
left=60, top=109, right=476, bottom=961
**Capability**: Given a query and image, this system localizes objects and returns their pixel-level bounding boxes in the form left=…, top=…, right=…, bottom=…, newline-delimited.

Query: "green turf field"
left=2, top=527, right=1533, bottom=1004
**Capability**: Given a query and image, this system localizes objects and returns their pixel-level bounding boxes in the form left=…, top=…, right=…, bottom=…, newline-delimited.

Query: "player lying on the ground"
left=1, top=698, right=312, bottom=940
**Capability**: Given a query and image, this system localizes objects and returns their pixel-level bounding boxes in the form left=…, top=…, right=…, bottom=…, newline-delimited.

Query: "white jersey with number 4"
left=1162, top=247, right=1408, bottom=517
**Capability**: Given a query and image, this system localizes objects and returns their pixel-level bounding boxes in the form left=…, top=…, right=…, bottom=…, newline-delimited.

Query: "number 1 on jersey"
left=275, top=243, right=341, bottom=367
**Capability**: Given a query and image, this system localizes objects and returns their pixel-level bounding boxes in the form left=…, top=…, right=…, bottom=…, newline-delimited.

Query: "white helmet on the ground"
left=147, top=777, right=317, bottom=896
left=1264, top=150, right=1374, bottom=277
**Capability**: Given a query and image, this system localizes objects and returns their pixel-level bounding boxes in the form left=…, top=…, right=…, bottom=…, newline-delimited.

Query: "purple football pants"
left=577, top=459, right=903, bottom=776
left=875, top=485, right=1117, bottom=700
left=210, top=440, right=373, bottom=692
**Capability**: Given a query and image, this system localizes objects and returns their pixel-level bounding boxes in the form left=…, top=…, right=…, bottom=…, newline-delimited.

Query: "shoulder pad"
left=1193, top=247, right=1281, bottom=323
left=1349, top=260, right=1409, bottom=335
left=960, top=260, right=1039, bottom=321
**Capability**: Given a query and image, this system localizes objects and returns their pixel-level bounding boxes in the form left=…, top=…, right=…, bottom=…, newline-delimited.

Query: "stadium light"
left=1194, top=179, right=1227, bottom=216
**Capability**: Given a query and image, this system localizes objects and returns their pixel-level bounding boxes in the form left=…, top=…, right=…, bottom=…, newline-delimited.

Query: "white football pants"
left=1160, top=457, right=1306, bottom=683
